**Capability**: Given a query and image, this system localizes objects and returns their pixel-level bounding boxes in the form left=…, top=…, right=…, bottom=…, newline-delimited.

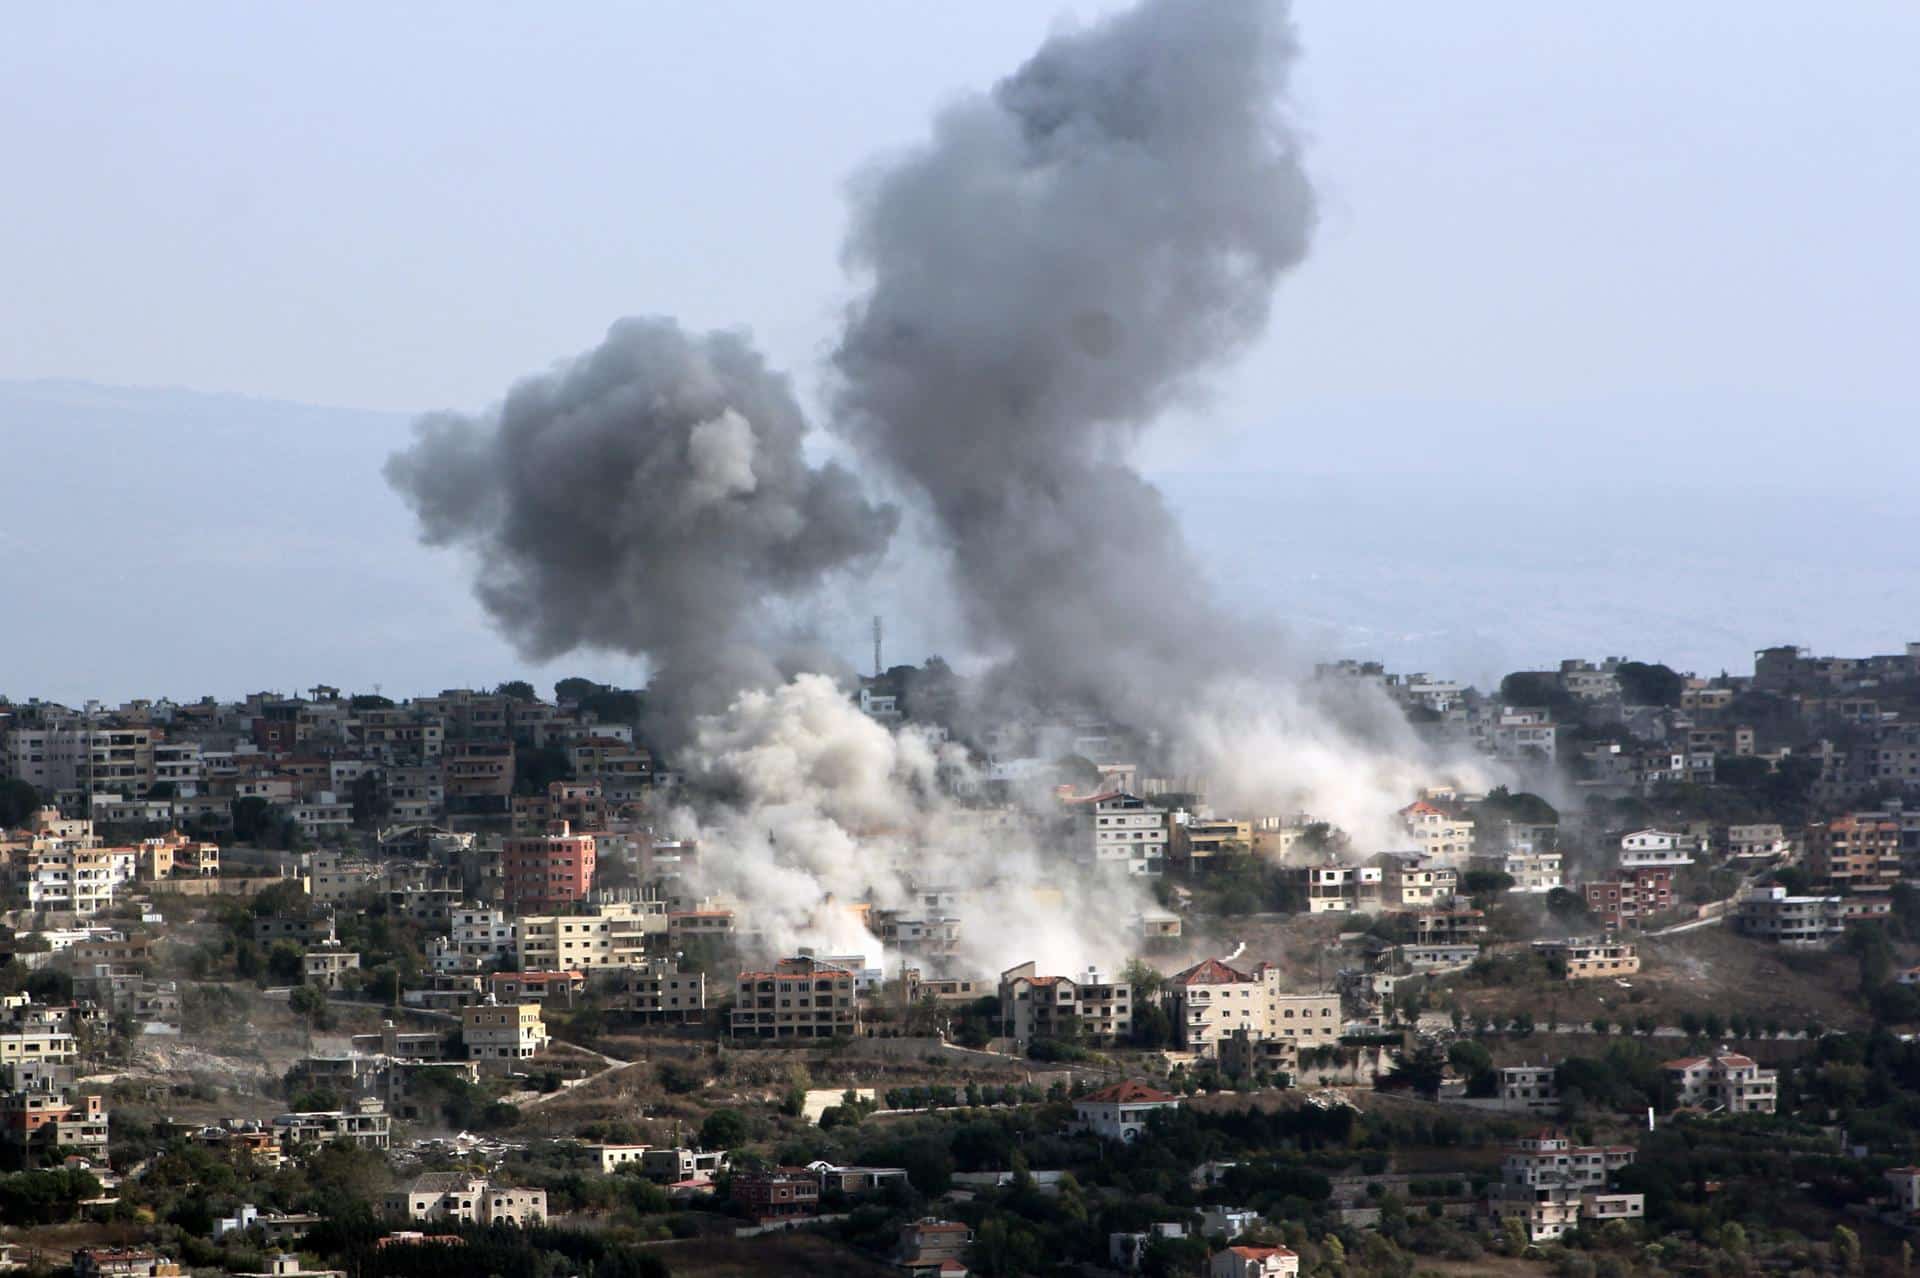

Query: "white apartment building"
left=1467, top=847, right=1563, bottom=894
left=288, top=792, right=353, bottom=841
left=1618, top=829, right=1696, bottom=868
left=1165, top=958, right=1341, bottom=1057
left=1083, top=793, right=1169, bottom=875
left=513, top=900, right=664, bottom=971
left=16, top=845, right=137, bottom=918
left=435, top=908, right=517, bottom=973
left=1489, top=1131, right=1640, bottom=1242
left=1400, top=801, right=1475, bottom=863
left=1073, top=1080, right=1182, bottom=1143
left=1490, top=708, right=1558, bottom=762
left=1663, top=1051, right=1778, bottom=1114
left=386, top=1174, right=546, bottom=1227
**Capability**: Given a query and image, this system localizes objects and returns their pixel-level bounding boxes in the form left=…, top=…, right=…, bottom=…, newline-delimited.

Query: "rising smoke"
left=384, top=317, right=897, bottom=736
left=832, top=0, right=1314, bottom=716
left=390, top=0, right=1468, bottom=976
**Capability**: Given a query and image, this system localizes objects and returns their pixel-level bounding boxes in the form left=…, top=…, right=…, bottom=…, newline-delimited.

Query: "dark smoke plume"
left=385, top=317, right=897, bottom=728
left=832, top=0, right=1315, bottom=714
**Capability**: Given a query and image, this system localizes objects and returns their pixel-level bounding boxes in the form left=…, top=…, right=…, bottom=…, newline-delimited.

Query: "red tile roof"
left=1079, top=1080, right=1178, bottom=1105
left=1228, top=1246, right=1297, bottom=1259
left=1172, top=957, right=1252, bottom=986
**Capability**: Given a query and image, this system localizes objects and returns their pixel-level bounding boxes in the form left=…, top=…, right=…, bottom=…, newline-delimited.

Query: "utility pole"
left=872, top=616, right=884, bottom=678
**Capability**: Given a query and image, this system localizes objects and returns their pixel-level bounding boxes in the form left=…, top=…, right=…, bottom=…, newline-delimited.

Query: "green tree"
left=700, top=1108, right=748, bottom=1149
left=1834, top=1225, right=1861, bottom=1275
left=1131, top=1001, right=1173, bottom=1050
left=267, top=941, right=306, bottom=986
left=1616, top=661, right=1684, bottom=707
left=0, top=780, right=43, bottom=829
left=494, top=680, right=537, bottom=701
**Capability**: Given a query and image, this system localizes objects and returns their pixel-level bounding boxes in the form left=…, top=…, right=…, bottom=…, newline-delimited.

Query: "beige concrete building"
left=1532, top=937, right=1640, bottom=979
left=1164, top=958, right=1340, bottom=1057
left=998, top=961, right=1132, bottom=1047
left=1372, top=851, right=1458, bottom=908
left=730, top=956, right=859, bottom=1041
left=624, top=959, right=706, bottom=1022
left=1663, top=1050, right=1777, bottom=1114
left=461, top=1002, right=548, bottom=1064
left=386, top=1173, right=547, bottom=1226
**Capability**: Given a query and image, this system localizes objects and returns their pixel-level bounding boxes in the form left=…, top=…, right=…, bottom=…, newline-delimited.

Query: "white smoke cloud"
left=669, top=674, right=1149, bottom=976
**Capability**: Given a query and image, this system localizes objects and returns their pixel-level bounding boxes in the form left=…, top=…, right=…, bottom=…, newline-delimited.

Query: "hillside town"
left=1, top=640, right=1920, bottom=1275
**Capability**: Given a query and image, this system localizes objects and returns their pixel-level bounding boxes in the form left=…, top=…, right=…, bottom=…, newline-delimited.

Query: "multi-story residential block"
left=731, top=1168, right=821, bottom=1222
left=1400, top=801, right=1475, bottom=863
left=434, top=908, right=516, bottom=973
left=1468, top=847, right=1562, bottom=894
left=385, top=1174, right=547, bottom=1226
left=1175, top=817, right=1253, bottom=869
left=1490, top=707, right=1558, bottom=762
left=1531, top=937, right=1640, bottom=980
left=301, top=944, right=360, bottom=990
left=512, top=899, right=663, bottom=970
left=510, top=780, right=609, bottom=836
left=1724, top=823, right=1789, bottom=860
left=1291, top=862, right=1382, bottom=914
left=288, top=792, right=353, bottom=842
left=730, top=956, right=859, bottom=1041
left=272, top=1097, right=391, bottom=1149
left=1805, top=813, right=1902, bottom=893
left=444, top=741, right=514, bottom=812
left=355, top=708, right=445, bottom=764
left=1080, top=792, right=1169, bottom=876
left=623, top=960, right=706, bottom=1022
left=667, top=908, right=734, bottom=949
left=461, top=1002, right=549, bottom=1065
left=1582, top=866, right=1675, bottom=931
left=1488, top=1130, right=1640, bottom=1242
left=1736, top=883, right=1886, bottom=943
left=998, top=962, right=1132, bottom=1047
left=384, top=764, right=445, bottom=824
left=1496, top=1065, right=1560, bottom=1112
left=500, top=821, right=596, bottom=912
left=640, top=1146, right=729, bottom=1186
left=566, top=740, right=655, bottom=801
left=0, top=1087, right=109, bottom=1156
left=1074, top=1080, right=1182, bottom=1143
left=306, top=851, right=378, bottom=903
left=1216, top=1026, right=1299, bottom=1081
left=1372, top=852, right=1458, bottom=909
left=1663, top=1050, right=1777, bottom=1114
left=487, top=970, right=585, bottom=1005
left=1618, top=829, right=1697, bottom=869
left=896, top=1219, right=973, bottom=1276
left=14, top=842, right=137, bottom=918
left=253, top=912, right=336, bottom=947
left=1164, top=958, right=1340, bottom=1057
left=1558, top=659, right=1623, bottom=701
left=872, top=911, right=962, bottom=958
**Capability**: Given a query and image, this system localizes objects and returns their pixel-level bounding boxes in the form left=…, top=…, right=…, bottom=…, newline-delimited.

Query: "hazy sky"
left=3, top=3, right=1918, bottom=702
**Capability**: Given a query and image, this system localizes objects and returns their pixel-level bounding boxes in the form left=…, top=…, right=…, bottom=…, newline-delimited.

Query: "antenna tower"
left=872, top=616, right=883, bottom=678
